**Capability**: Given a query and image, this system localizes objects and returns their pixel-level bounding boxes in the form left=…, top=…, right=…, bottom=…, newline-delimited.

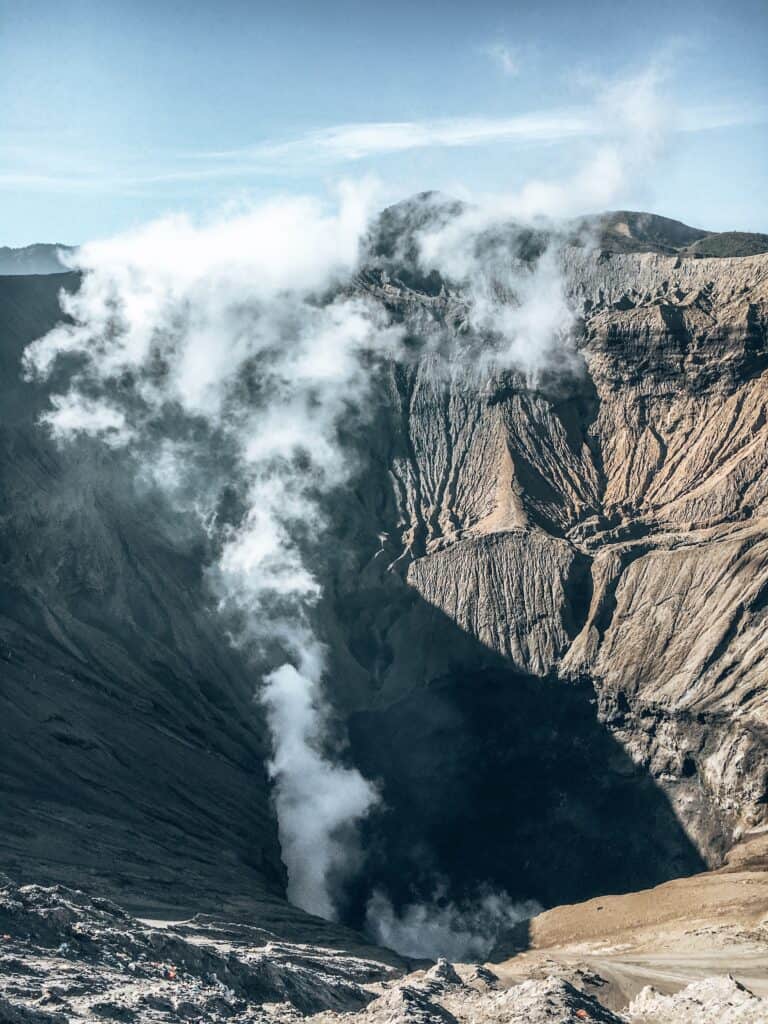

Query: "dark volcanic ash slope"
left=0, top=273, right=285, bottom=912
left=0, top=210, right=767, bottom=943
left=0, top=244, right=73, bottom=276
left=0, top=274, right=392, bottom=956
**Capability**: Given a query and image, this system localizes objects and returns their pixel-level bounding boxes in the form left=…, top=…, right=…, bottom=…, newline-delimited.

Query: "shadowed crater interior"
left=337, top=626, right=704, bottom=931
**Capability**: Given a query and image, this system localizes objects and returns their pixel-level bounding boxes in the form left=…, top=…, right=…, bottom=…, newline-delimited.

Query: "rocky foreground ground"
left=2, top=835, right=767, bottom=1024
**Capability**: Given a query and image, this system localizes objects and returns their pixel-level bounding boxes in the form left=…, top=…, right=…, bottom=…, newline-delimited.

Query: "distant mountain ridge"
left=0, top=242, right=74, bottom=275
left=366, top=193, right=768, bottom=265
left=3, top=209, right=767, bottom=278
left=586, top=210, right=768, bottom=257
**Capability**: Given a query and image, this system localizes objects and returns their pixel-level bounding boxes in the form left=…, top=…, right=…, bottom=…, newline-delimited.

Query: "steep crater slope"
left=0, top=274, right=282, bottom=906
left=0, top=274, right=390, bottom=956
left=0, top=216, right=767, bottom=945
left=320, top=238, right=768, bottom=922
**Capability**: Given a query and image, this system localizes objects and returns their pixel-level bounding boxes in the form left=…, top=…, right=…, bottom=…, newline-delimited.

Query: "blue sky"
left=1, top=0, right=766, bottom=245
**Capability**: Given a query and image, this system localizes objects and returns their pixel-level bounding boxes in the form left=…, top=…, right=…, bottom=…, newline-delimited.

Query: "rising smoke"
left=262, top=647, right=378, bottom=920
left=23, top=183, right=401, bottom=922
left=366, top=887, right=541, bottom=961
left=23, top=64, right=670, bottom=956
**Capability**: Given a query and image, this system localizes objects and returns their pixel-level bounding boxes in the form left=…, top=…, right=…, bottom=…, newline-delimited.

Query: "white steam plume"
left=263, top=643, right=377, bottom=919
left=409, top=65, right=671, bottom=382
left=366, top=888, right=541, bottom=961
left=23, top=181, right=399, bottom=921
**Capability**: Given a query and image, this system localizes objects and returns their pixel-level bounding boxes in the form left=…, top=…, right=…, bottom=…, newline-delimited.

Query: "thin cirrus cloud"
left=0, top=109, right=603, bottom=193
left=185, top=101, right=759, bottom=170
left=51, top=111, right=587, bottom=191
left=2, top=100, right=764, bottom=195
left=202, top=109, right=599, bottom=165
left=484, top=43, right=521, bottom=76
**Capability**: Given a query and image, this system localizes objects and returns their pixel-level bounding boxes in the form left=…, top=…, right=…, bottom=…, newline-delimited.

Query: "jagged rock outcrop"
left=329, top=238, right=768, bottom=896
left=628, top=976, right=767, bottom=1023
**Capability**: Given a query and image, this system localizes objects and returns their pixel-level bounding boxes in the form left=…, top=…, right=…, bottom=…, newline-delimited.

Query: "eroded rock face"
left=0, top=216, right=767, bottom=940
left=326, top=243, right=768, bottom=912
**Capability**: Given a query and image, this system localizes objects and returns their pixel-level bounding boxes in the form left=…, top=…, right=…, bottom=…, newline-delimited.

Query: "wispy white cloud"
left=484, top=42, right=521, bottom=77
left=175, top=101, right=768, bottom=172
left=202, top=109, right=597, bottom=164
left=1, top=93, right=763, bottom=196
